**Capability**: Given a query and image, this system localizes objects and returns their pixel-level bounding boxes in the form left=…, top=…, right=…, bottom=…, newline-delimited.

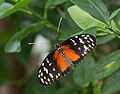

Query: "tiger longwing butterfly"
left=37, top=34, right=96, bottom=86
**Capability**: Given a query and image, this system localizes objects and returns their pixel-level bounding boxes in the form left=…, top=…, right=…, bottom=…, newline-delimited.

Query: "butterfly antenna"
left=28, top=43, right=36, bottom=45
left=57, top=17, right=63, bottom=35
left=28, top=42, right=50, bottom=45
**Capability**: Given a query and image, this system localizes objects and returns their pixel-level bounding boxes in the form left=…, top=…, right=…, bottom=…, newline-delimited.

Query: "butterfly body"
left=37, top=34, right=96, bottom=86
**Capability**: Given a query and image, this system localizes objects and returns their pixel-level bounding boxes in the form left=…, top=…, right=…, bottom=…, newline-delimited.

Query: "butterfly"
left=37, top=34, right=96, bottom=86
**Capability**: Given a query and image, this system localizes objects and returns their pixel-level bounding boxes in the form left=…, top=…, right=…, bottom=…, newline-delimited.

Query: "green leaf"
left=59, top=27, right=96, bottom=41
left=44, top=0, right=68, bottom=18
left=73, top=55, right=95, bottom=87
left=73, top=27, right=97, bottom=37
left=0, top=3, right=13, bottom=17
left=78, top=27, right=97, bottom=36
left=59, top=30, right=78, bottom=41
left=101, top=70, right=120, bottom=94
left=0, top=0, right=32, bottom=19
left=67, top=5, right=106, bottom=30
left=70, top=0, right=110, bottom=23
left=46, top=0, right=68, bottom=7
left=97, top=35, right=115, bottom=45
left=109, top=8, right=120, bottom=21
left=90, top=50, right=120, bottom=81
left=0, top=0, right=5, bottom=5
left=5, top=21, right=47, bottom=53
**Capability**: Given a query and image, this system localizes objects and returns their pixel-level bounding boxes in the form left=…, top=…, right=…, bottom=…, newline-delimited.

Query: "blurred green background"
left=0, top=0, right=120, bottom=94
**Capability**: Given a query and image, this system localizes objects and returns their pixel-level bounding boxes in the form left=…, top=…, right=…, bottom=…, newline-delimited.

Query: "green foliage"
left=0, top=0, right=5, bottom=5
left=59, top=27, right=96, bottom=41
left=70, top=0, right=110, bottom=23
left=97, top=35, right=115, bottom=45
left=109, top=8, right=120, bottom=21
left=46, top=0, right=68, bottom=7
left=101, top=70, right=120, bottom=94
left=90, top=50, right=120, bottom=81
left=73, top=54, right=95, bottom=88
left=0, top=0, right=120, bottom=94
left=0, top=0, right=32, bottom=19
left=5, top=21, right=47, bottom=52
left=0, top=3, right=13, bottom=17
left=68, top=5, right=106, bottom=30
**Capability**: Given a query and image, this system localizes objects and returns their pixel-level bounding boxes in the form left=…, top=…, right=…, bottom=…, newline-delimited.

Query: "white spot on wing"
left=75, top=36, right=78, bottom=38
left=43, top=67, right=48, bottom=74
left=91, top=47, right=94, bottom=49
left=92, top=43, right=94, bottom=46
left=87, top=40, right=90, bottom=43
left=49, top=73, right=54, bottom=78
left=49, top=63, right=52, bottom=66
left=81, top=53, right=84, bottom=56
left=81, top=35, right=85, bottom=37
left=52, top=79, right=54, bottom=81
left=39, top=69, right=41, bottom=73
left=40, top=72, right=43, bottom=76
left=89, top=37, right=94, bottom=42
left=84, top=37, right=88, bottom=39
left=88, top=44, right=91, bottom=47
left=42, top=63, right=44, bottom=66
left=74, top=43, right=77, bottom=45
left=86, top=35, right=89, bottom=37
left=79, top=38, right=84, bottom=44
left=46, top=69, right=48, bottom=74
left=78, top=47, right=81, bottom=50
left=53, top=68, right=55, bottom=71
left=44, top=76, right=46, bottom=79
left=83, top=45, right=89, bottom=51
left=43, top=67, right=46, bottom=71
left=47, top=78, right=50, bottom=82
left=84, top=51, right=87, bottom=55
left=40, top=78, right=44, bottom=83
left=46, top=58, right=49, bottom=63
left=70, top=39, right=77, bottom=45
left=56, top=75, right=58, bottom=79
left=38, top=74, right=40, bottom=78
left=58, top=73, right=60, bottom=76
left=45, top=81, right=48, bottom=85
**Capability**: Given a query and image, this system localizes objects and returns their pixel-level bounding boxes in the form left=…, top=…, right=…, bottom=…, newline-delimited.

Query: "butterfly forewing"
left=37, top=51, right=62, bottom=86
left=61, top=34, right=96, bottom=63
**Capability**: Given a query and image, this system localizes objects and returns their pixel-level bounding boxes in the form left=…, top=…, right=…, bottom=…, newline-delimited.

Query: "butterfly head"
left=54, top=43, right=60, bottom=49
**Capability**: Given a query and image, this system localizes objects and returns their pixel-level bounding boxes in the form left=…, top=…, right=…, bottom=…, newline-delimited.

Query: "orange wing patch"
left=54, top=50, right=68, bottom=72
left=61, top=45, right=80, bottom=62
left=54, top=45, right=80, bottom=72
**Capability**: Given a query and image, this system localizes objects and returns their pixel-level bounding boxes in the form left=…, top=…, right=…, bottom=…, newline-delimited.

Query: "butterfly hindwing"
left=37, top=51, right=62, bottom=86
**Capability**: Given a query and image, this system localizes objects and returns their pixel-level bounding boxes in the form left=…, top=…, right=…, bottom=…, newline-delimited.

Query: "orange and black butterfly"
left=37, top=34, right=96, bottom=86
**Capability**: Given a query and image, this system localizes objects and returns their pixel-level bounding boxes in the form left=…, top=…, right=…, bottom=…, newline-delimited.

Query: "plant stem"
left=82, top=87, right=89, bottom=94
left=26, top=6, right=63, bottom=33
left=92, top=80, right=101, bottom=94
left=26, top=6, right=44, bottom=20
left=44, top=6, right=48, bottom=19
